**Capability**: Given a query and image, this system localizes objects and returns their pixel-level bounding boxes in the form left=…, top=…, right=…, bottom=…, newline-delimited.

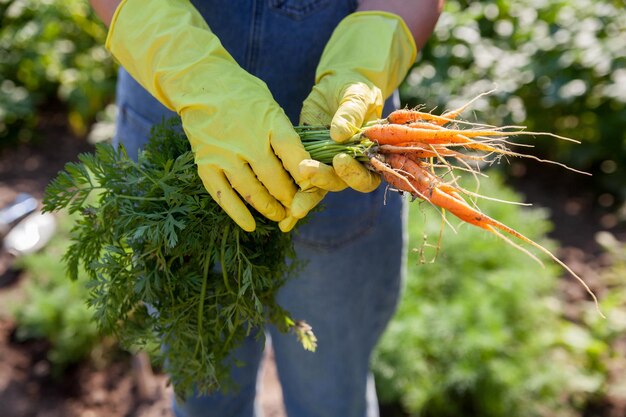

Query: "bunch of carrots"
left=297, top=92, right=601, bottom=314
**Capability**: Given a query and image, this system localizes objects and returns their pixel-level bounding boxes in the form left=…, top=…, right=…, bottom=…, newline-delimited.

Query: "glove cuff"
left=315, top=11, right=418, bottom=99
left=105, top=0, right=243, bottom=112
left=105, top=0, right=128, bottom=48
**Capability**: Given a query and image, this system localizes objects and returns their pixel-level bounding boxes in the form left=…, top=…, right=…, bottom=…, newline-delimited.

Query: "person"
left=88, top=1, right=442, bottom=416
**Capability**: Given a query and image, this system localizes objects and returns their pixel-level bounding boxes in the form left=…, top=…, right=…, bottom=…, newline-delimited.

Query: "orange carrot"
left=379, top=153, right=602, bottom=315
left=386, top=155, right=498, bottom=226
left=378, top=143, right=455, bottom=159
left=380, top=143, right=486, bottom=161
left=387, top=90, right=496, bottom=126
left=363, top=124, right=503, bottom=153
left=387, top=109, right=457, bottom=126
left=366, top=125, right=509, bottom=142
left=407, top=121, right=446, bottom=130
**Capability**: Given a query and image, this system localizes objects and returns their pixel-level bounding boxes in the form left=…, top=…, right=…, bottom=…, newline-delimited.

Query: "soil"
left=507, top=160, right=626, bottom=316
left=0, top=111, right=624, bottom=417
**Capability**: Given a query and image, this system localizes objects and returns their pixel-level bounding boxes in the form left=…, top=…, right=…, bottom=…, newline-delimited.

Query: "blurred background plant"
left=370, top=0, right=626, bottom=414
left=402, top=0, right=626, bottom=204
left=372, top=175, right=615, bottom=417
left=10, top=213, right=108, bottom=376
left=581, top=231, right=626, bottom=414
left=0, top=0, right=116, bottom=145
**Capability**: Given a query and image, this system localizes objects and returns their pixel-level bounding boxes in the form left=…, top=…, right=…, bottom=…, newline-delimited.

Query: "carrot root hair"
left=368, top=152, right=602, bottom=317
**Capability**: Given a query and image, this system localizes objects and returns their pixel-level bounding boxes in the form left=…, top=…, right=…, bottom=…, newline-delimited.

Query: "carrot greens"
left=43, top=120, right=314, bottom=398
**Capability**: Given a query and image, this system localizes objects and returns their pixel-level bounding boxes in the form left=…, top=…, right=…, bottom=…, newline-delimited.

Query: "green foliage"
left=0, top=0, right=116, bottom=143
left=578, top=232, right=626, bottom=409
left=372, top=173, right=603, bottom=417
left=403, top=0, right=626, bottom=201
left=12, top=214, right=102, bottom=375
left=42, top=120, right=312, bottom=398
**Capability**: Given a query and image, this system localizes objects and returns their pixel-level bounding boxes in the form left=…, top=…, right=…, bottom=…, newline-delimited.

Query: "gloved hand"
left=106, top=0, right=324, bottom=232
left=300, top=11, right=417, bottom=193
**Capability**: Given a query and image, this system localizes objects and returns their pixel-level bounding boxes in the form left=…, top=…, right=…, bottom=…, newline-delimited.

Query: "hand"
left=105, top=0, right=324, bottom=232
left=299, top=11, right=417, bottom=193
left=299, top=80, right=383, bottom=193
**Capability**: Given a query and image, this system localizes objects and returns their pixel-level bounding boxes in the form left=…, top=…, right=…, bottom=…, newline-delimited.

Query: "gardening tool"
left=3, top=211, right=57, bottom=256
left=0, top=193, right=38, bottom=237
left=0, top=196, right=56, bottom=286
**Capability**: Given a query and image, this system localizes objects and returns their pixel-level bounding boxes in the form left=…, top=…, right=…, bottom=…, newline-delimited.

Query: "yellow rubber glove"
left=106, top=0, right=324, bottom=232
left=300, top=11, right=417, bottom=193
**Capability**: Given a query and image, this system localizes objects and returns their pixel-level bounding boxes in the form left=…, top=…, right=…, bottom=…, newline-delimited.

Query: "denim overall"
left=114, top=1, right=407, bottom=416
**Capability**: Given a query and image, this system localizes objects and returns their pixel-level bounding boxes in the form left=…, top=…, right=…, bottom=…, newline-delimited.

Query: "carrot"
left=380, top=153, right=602, bottom=316
left=439, top=89, right=495, bottom=122
left=386, top=89, right=495, bottom=126
left=406, top=121, right=447, bottom=130
left=367, top=124, right=569, bottom=144
left=363, top=124, right=503, bottom=153
left=387, top=109, right=458, bottom=126
left=378, top=143, right=456, bottom=159
left=385, top=155, right=494, bottom=224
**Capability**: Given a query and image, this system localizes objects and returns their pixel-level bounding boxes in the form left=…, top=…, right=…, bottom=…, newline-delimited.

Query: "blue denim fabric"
left=114, top=1, right=407, bottom=416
